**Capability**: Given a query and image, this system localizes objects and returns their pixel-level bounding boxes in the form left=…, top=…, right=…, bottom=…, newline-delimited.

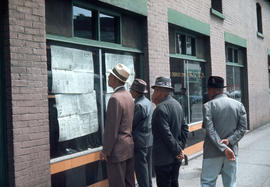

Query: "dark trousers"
left=154, top=162, right=181, bottom=187
left=107, top=157, right=135, bottom=187
left=134, top=147, right=152, bottom=187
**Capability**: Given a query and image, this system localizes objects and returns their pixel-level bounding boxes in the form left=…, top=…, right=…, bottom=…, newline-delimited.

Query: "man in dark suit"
left=151, top=77, right=189, bottom=187
left=130, top=79, right=153, bottom=187
left=100, top=63, right=135, bottom=187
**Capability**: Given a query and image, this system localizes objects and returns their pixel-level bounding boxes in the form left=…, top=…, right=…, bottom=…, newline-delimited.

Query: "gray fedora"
left=151, top=77, right=174, bottom=90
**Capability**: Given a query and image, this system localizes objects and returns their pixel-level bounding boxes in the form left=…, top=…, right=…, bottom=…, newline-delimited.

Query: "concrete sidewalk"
left=152, top=123, right=270, bottom=187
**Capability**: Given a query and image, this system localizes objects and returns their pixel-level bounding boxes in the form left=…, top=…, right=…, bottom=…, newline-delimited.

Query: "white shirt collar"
left=114, top=85, right=125, bottom=92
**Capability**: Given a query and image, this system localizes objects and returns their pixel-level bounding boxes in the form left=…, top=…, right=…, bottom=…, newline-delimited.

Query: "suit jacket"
left=132, top=95, right=153, bottom=149
left=152, top=95, right=189, bottom=166
left=103, top=87, right=135, bottom=163
left=203, top=94, right=247, bottom=158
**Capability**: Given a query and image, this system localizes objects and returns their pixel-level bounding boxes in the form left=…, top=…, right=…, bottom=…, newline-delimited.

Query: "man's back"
left=152, top=95, right=188, bottom=166
left=103, top=87, right=135, bottom=162
left=132, top=95, right=153, bottom=148
left=203, top=94, right=247, bottom=158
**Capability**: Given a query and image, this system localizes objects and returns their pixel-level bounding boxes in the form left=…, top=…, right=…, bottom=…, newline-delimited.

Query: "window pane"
left=100, top=13, right=119, bottom=43
left=226, top=66, right=242, bottom=102
left=181, top=35, right=186, bottom=54
left=227, top=47, right=233, bottom=62
left=187, top=61, right=205, bottom=123
left=234, top=49, right=238, bottom=63
left=47, top=44, right=102, bottom=159
left=212, top=0, right=222, bottom=13
left=170, top=59, right=206, bottom=124
left=186, top=36, right=192, bottom=55
left=191, top=37, right=196, bottom=56
left=73, top=6, right=96, bottom=39
left=176, top=33, right=182, bottom=54
left=170, top=58, right=188, bottom=121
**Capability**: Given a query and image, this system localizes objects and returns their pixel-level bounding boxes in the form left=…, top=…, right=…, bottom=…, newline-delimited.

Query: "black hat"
left=151, top=77, right=174, bottom=90
left=208, top=76, right=226, bottom=88
left=130, top=79, right=148, bottom=94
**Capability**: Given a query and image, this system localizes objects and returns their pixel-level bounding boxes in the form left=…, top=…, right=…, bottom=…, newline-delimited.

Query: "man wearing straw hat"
left=151, top=77, right=189, bottom=187
left=130, top=79, right=153, bottom=187
left=100, top=63, right=135, bottom=187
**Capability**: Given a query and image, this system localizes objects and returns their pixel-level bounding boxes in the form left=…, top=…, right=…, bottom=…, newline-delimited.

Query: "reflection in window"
left=73, top=6, right=96, bottom=39
left=176, top=33, right=196, bottom=56
left=226, top=66, right=242, bottom=102
left=100, top=13, right=120, bottom=43
left=170, top=58, right=206, bottom=124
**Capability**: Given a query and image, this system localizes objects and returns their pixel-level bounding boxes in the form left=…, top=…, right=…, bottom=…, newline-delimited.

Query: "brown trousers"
left=106, top=157, right=135, bottom=187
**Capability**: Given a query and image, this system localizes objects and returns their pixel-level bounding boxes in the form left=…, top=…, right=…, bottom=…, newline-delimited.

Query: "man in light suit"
left=201, top=76, right=247, bottom=187
left=151, top=77, right=189, bottom=187
left=100, top=63, right=135, bottom=187
left=130, top=79, right=153, bottom=187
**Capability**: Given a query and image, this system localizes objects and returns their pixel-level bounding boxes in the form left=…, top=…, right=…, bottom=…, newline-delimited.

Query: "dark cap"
left=130, top=78, right=148, bottom=93
left=208, top=76, right=226, bottom=88
left=151, top=77, right=174, bottom=90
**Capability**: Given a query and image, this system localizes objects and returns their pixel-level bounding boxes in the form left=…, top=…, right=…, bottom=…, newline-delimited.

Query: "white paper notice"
left=105, top=53, right=135, bottom=93
left=52, top=70, right=94, bottom=94
left=56, top=92, right=99, bottom=142
left=58, top=112, right=98, bottom=142
left=51, top=45, right=94, bottom=72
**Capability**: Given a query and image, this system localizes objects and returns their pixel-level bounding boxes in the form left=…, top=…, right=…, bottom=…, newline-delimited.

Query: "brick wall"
left=6, top=0, right=50, bottom=186
left=147, top=0, right=170, bottom=92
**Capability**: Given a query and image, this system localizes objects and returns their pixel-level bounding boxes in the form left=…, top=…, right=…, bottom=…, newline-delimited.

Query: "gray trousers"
left=134, top=146, right=153, bottom=187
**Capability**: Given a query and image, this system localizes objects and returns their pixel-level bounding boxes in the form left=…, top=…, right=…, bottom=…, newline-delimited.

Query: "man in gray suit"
left=130, top=79, right=153, bottom=187
left=151, top=77, right=189, bottom=187
left=201, top=76, right=247, bottom=187
left=100, top=63, right=135, bottom=187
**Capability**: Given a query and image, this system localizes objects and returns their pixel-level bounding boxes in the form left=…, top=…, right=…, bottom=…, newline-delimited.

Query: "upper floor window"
left=73, top=6, right=97, bottom=40
left=211, top=0, right=222, bottom=13
left=226, top=45, right=244, bottom=65
left=73, top=5, right=120, bottom=44
left=256, top=3, right=263, bottom=34
left=176, top=33, right=196, bottom=56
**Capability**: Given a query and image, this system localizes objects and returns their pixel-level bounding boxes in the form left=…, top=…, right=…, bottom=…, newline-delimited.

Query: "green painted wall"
left=268, top=48, right=270, bottom=56
left=224, top=32, right=247, bottom=48
left=97, top=0, right=147, bottom=16
left=168, top=8, right=210, bottom=36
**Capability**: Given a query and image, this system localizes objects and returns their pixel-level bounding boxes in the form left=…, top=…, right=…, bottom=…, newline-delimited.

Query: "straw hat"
left=110, top=63, right=130, bottom=83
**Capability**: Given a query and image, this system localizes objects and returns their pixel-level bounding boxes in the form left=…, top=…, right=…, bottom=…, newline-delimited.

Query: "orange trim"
left=184, top=141, right=204, bottom=156
left=88, top=179, right=109, bottom=187
left=50, top=151, right=101, bottom=174
left=189, top=122, right=202, bottom=132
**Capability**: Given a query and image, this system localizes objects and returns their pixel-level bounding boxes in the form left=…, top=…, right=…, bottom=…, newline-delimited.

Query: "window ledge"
left=210, top=8, right=225, bottom=20
left=257, top=32, right=264, bottom=39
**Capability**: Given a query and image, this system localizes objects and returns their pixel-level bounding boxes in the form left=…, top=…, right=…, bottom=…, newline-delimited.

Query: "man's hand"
left=220, top=139, right=229, bottom=145
left=176, top=150, right=185, bottom=160
left=224, top=147, right=235, bottom=161
left=100, top=151, right=107, bottom=161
